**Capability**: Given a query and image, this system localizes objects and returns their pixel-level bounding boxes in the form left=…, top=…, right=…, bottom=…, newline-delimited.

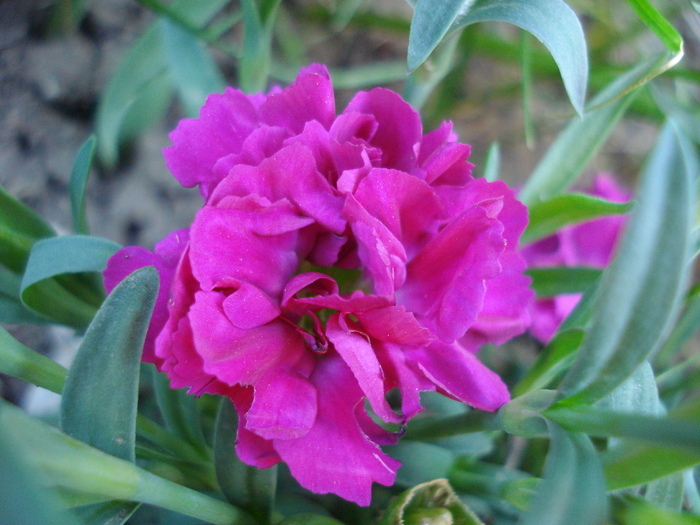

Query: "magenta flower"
left=521, top=173, right=631, bottom=344
left=104, top=64, right=532, bottom=505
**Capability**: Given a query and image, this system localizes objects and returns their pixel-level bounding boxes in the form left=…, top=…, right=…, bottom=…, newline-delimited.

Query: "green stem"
left=404, top=410, right=502, bottom=441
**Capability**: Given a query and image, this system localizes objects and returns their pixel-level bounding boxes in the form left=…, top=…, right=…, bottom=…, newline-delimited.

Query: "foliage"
left=2, top=0, right=700, bottom=524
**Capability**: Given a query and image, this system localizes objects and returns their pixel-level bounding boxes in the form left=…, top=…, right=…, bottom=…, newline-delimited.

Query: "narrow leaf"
left=0, top=400, right=248, bottom=525
left=69, top=135, right=96, bottom=235
left=482, top=142, right=500, bottom=182
left=518, top=91, right=636, bottom=205
left=152, top=367, right=208, bottom=452
left=0, top=418, right=78, bottom=525
left=454, top=0, right=588, bottom=115
left=522, top=194, right=632, bottom=245
left=0, top=186, right=55, bottom=272
left=61, top=265, right=158, bottom=462
left=20, top=235, right=120, bottom=328
left=520, top=421, right=608, bottom=525
left=215, top=398, right=277, bottom=524
left=96, top=24, right=172, bottom=167
left=557, top=122, right=695, bottom=405
left=0, top=326, right=67, bottom=394
left=526, top=267, right=602, bottom=298
left=512, top=329, right=585, bottom=397
left=407, top=0, right=465, bottom=71
left=162, top=19, right=225, bottom=117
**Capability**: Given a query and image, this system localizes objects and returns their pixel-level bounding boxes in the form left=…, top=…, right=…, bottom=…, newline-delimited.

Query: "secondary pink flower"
left=521, top=173, right=631, bottom=343
left=104, top=64, right=533, bottom=505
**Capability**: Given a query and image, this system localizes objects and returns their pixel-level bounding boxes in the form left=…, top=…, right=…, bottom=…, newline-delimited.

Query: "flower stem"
left=404, top=410, right=503, bottom=441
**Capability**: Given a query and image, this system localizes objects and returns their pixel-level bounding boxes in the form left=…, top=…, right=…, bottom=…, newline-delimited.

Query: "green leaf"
left=162, top=19, right=226, bottom=117
left=240, top=0, right=283, bottom=93
left=409, top=0, right=589, bottom=114
left=96, top=24, right=172, bottom=167
left=214, top=398, right=277, bottom=524
left=520, top=421, right=608, bottom=525
left=69, top=135, right=96, bottom=235
left=404, top=29, right=461, bottom=110
left=61, top=266, right=158, bottom=461
left=512, top=329, right=585, bottom=397
left=614, top=496, right=700, bottom=525
left=407, top=0, right=465, bottom=71
left=0, top=399, right=249, bottom=525
left=0, top=417, right=79, bottom=525
left=556, top=122, right=695, bottom=405
left=656, top=284, right=700, bottom=366
left=522, top=194, right=633, bottom=245
left=20, top=235, right=120, bottom=329
left=0, top=185, right=55, bottom=273
left=380, top=478, right=485, bottom=525
left=0, top=266, right=50, bottom=324
left=482, top=142, right=500, bottom=182
left=627, top=0, right=683, bottom=54
left=526, top=267, right=602, bottom=298
left=603, top=440, right=700, bottom=492
left=152, top=367, right=208, bottom=452
left=0, top=326, right=67, bottom=394
left=277, top=515, right=345, bottom=525
left=389, top=441, right=455, bottom=487
left=60, top=266, right=158, bottom=525
left=518, top=90, right=636, bottom=206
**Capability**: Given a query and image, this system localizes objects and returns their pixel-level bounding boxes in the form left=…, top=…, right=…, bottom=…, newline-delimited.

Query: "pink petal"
left=399, top=206, right=505, bottom=342
left=209, top=143, right=346, bottom=233
left=164, top=88, right=259, bottom=199
left=222, top=281, right=281, bottom=330
left=326, top=313, right=401, bottom=423
left=259, top=64, right=335, bottom=134
left=343, top=194, right=407, bottom=296
left=408, top=340, right=510, bottom=411
left=103, top=229, right=188, bottom=365
left=375, top=341, right=431, bottom=418
left=462, top=251, right=533, bottom=349
left=273, top=354, right=400, bottom=506
left=188, top=196, right=311, bottom=297
left=355, top=305, right=431, bottom=345
left=246, top=368, right=318, bottom=440
left=343, top=88, right=422, bottom=172
left=353, top=168, right=443, bottom=256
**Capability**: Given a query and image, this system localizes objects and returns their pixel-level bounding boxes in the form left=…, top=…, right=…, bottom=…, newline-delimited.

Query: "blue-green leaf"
left=61, top=266, right=158, bottom=461
left=20, top=235, right=120, bottom=328
left=0, top=414, right=79, bottom=525
left=556, top=122, right=695, bottom=405
left=520, top=421, right=608, bottom=525
left=96, top=24, right=172, bottom=167
left=69, top=135, right=96, bottom=235
left=409, top=0, right=589, bottom=114
left=240, top=0, right=283, bottom=93
left=152, top=367, right=208, bottom=452
left=523, top=194, right=633, bottom=245
left=215, top=398, right=277, bottom=524
left=162, top=19, right=226, bottom=117
left=518, top=90, right=636, bottom=206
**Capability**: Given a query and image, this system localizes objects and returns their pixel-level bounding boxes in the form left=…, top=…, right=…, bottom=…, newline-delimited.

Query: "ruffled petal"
left=408, top=340, right=510, bottom=411
left=326, top=313, right=400, bottom=423
left=259, top=64, right=335, bottom=133
left=273, top=354, right=400, bottom=506
left=104, top=229, right=189, bottom=365
left=343, top=88, right=422, bottom=172
left=164, top=88, right=260, bottom=199
left=399, top=206, right=505, bottom=342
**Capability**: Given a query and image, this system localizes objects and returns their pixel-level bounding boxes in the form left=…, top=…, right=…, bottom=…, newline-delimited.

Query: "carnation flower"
left=521, top=173, right=631, bottom=344
left=104, top=64, right=533, bottom=505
